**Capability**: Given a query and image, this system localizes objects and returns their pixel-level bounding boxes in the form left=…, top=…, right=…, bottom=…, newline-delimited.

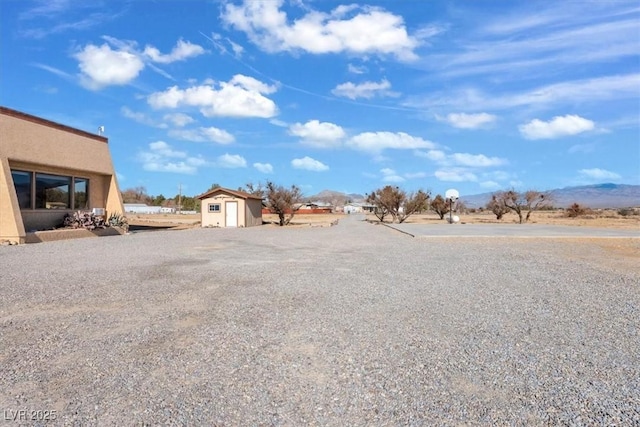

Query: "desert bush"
left=618, top=207, right=639, bottom=217
left=565, top=203, right=588, bottom=218
left=108, top=213, right=128, bottom=228
left=63, top=211, right=106, bottom=230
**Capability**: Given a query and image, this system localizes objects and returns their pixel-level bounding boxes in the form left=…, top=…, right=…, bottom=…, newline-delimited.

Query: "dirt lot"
left=1, top=213, right=638, bottom=425
left=127, top=209, right=640, bottom=230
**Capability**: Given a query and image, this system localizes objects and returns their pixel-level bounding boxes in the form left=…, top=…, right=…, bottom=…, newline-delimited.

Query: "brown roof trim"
left=197, top=187, right=263, bottom=200
left=0, top=106, right=108, bottom=143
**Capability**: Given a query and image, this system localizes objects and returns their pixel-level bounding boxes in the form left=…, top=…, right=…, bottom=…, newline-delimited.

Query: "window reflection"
left=74, top=178, right=88, bottom=209
left=11, top=170, right=31, bottom=209
left=35, top=173, right=70, bottom=209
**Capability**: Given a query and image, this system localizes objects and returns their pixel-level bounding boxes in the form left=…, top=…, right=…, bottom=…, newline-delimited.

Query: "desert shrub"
left=618, top=207, right=639, bottom=217
left=108, top=213, right=128, bottom=228
left=63, top=211, right=106, bottom=230
left=565, top=203, right=588, bottom=218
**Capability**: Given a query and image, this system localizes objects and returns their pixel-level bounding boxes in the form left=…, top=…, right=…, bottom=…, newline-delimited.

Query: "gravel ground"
left=1, top=215, right=639, bottom=426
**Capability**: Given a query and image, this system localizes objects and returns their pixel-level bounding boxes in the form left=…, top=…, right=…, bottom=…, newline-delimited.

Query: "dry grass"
left=262, top=213, right=345, bottom=227
left=403, top=209, right=640, bottom=230
left=126, top=213, right=200, bottom=230
left=126, top=209, right=639, bottom=230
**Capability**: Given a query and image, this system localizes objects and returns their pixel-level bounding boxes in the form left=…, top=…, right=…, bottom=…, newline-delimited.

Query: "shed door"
left=225, top=201, right=238, bottom=227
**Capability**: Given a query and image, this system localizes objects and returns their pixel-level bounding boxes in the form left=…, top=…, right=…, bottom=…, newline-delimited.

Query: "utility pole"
left=178, top=183, right=182, bottom=214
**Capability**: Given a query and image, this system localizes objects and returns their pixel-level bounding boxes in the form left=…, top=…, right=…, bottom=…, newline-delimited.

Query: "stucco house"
left=0, top=106, right=124, bottom=244
left=197, top=187, right=263, bottom=228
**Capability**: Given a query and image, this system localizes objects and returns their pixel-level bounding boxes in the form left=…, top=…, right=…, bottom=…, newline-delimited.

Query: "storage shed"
left=197, top=187, right=263, bottom=228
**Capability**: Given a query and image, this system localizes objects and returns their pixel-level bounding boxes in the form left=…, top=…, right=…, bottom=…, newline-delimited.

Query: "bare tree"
left=486, top=192, right=510, bottom=220
left=264, top=181, right=303, bottom=226
left=121, top=186, right=152, bottom=204
left=498, top=189, right=551, bottom=223
left=397, top=189, right=430, bottom=223
left=366, top=191, right=389, bottom=222
left=240, top=182, right=265, bottom=198
left=367, top=186, right=429, bottom=223
left=367, top=186, right=403, bottom=223
left=430, top=194, right=450, bottom=220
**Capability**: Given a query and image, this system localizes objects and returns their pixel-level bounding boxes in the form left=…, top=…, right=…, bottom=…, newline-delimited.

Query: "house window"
left=11, top=169, right=89, bottom=210
left=74, top=178, right=89, bottom=209
left=35, top=173, right=71, bottom=209
left=11, top=170, right=32, bottom=209
left=208, top=203, right=221, bottom=213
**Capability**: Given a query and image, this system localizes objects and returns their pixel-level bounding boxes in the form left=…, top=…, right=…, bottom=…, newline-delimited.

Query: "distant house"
left=124, top=204, right=162, bottom=214
left=197, top=187, right=262, bottom=228
left=343, top=203, right=375, bottom=214
left=298, top=201, right=333, bottom=213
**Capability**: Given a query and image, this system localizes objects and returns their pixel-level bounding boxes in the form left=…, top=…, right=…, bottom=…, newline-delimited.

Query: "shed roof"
left=197, top=187, right=263, bottom=200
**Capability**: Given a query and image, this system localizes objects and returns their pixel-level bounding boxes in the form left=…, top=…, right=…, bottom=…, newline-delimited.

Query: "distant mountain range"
left=309, top=184, right=640, bottom=209
left=461, top=184, right=640, bottom=209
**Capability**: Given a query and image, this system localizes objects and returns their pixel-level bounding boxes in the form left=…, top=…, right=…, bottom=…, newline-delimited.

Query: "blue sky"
left=2, top=0, right=639, bottom=199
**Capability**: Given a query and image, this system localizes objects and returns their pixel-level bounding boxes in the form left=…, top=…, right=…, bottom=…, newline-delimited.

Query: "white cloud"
left=415, top=150, right=507, bottom=169
left=480, top=180, right=501, bottom=189
left=147, top=74, right=278, bottom=118
left=148, top=141, right=186, bottom=158
left=381, top=168, right=405, bottom=183
left=415, top=149, right=447, bottom=162
left=121, top=107, right=166, bottom=128
left=434, top=169, right=478, bottom=182
left=578, top=168, right=621, bottom=181
left=450, top=153, right=507, bottom=167
left=405, top=172, right=427, bottom=179
left=217, top=154, right=247, bottom=168
left=348, top=132, right=436, bottom=153
left=253, top=162, right=274, bottom=173
left=143, top=39, right=205, bottom=64
left=444, top=6, right=638, bottom=79
left=568, top=143, right=596, bottom=154
left=482, top=170, right=513, bottom=181
left=348, top=63, right=367, bottom=74
left=291, top=156, right=329, bottom=171
left=74, top=43, right=144, bottom=90
left=408, top=74, right=640, bottom=112
left=289, top=120, right=345, bottom=148
left=222, top=1, right=422, bottom=61
left=169, top=127, right=235, bottom=144
left=138, top=141, right=203, bottom=174
left=163, top=113, right=195, bottom=127
left=519, top=114, right=595, bottom=139
left=200, top=127, right=235, bottom=144
left=331, top=79, right=398, bottom=100
left=270, top=119, right=289, bottom=127
left=441, top=112, right=497, bottom=129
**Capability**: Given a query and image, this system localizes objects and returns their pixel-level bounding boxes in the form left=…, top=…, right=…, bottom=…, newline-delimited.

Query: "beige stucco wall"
left=200, top=195, right=245, bottom=227
left=0, top=157, right=25, bottom=243
left=0, top=108, right=123, bottom=243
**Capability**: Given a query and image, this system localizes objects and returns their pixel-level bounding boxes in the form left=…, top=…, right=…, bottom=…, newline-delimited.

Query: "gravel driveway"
left=1, top=215, right=638, bottom=425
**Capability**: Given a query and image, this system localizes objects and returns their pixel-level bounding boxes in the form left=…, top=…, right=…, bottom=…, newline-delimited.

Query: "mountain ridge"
left=309, top=184, right=640, bottom=209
